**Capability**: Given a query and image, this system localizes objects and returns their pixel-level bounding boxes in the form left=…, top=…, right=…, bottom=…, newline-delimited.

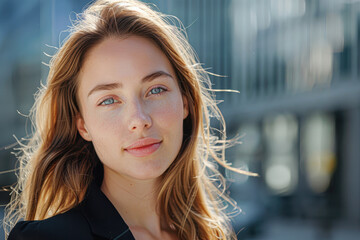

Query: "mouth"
left=125, top=138, right=162, bottom=157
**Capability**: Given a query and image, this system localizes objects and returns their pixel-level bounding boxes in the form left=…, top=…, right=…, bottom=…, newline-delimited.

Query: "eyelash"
left=99, top=97, right=119, bottom=106
left=98, top=86, right=168, bottom=106
left=148, top=86, right=167, bottom=96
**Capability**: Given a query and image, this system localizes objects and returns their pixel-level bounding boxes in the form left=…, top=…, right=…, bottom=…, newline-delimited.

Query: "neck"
left=100, top=168, right=167, bottom=233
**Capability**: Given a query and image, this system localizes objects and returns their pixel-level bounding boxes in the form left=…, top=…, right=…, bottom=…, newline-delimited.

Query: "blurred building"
left=0, top=0, right=359, bottom=239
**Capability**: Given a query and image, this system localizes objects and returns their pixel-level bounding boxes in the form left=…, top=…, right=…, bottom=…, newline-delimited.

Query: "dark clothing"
left=8, top=178, right=135, bottom=240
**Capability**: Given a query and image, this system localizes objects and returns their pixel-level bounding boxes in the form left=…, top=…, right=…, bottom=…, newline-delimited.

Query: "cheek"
left=85, top=106, right=122, bottom=129
left=84, top=110, right=126, bottom=146
left=153, top=98, right=184, bottom=129
left=86, top=115, right=126, bottom=162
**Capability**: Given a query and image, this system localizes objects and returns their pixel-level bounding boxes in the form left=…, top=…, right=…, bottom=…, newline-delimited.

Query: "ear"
left=182, top=95, right=189, bottom=119
left=76, top=114, right=92, bottom=141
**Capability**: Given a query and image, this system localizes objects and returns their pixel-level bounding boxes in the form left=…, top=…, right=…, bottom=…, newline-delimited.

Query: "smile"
left=125, top=139, right=162, bottom=157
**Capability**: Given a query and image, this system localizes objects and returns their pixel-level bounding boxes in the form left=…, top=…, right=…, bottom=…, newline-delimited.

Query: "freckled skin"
left=76, top=36, right=188, bottom=181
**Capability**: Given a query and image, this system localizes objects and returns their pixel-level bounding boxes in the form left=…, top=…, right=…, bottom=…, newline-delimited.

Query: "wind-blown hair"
left=4, top=0, right=252, bottom=239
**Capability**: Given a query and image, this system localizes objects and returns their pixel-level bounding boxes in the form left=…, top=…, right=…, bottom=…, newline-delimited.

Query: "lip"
left=124, top=138, right=162, bottom=157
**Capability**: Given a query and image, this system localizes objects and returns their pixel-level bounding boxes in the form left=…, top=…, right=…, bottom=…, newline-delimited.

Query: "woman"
left=5, top=0, right=253, bottom=239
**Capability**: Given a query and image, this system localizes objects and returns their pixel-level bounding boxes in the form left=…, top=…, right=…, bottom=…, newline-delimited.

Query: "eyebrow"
left=87, top=70, right=173, bottom=97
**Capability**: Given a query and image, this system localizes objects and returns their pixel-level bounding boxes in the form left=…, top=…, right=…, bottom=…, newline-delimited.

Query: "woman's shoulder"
left=8, top=207, right=93, bottom=240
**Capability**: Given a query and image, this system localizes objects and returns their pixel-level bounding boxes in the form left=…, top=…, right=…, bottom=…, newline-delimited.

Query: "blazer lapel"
left=78, top=181, right=135, bottom=240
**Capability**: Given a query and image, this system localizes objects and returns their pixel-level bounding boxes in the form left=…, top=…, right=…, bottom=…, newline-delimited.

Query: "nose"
left=127, top=100, right=152, bottom=132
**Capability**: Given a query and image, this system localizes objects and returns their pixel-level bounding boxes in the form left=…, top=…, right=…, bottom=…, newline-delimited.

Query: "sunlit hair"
left=4, top=0, right=254, bottom=239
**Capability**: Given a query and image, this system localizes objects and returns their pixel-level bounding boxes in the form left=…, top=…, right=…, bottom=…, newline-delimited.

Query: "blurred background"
left=0, top=0, right=360, bottom=239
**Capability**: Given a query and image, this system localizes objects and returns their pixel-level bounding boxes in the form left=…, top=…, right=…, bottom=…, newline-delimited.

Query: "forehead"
left=78, top=36, right=176, bottom=86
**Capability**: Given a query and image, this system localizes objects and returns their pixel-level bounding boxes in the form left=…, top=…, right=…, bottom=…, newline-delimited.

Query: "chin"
left=125, top=166, right=169, bottom=181
left=127, top=172, right=164, bottom=181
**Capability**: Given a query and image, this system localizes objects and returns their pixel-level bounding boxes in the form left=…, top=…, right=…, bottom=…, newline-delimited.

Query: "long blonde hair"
left=4, top=0, right=253, bottom=239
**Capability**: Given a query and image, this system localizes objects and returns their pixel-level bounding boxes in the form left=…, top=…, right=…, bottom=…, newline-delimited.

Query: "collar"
left=77, top=168, right=135, bottom=240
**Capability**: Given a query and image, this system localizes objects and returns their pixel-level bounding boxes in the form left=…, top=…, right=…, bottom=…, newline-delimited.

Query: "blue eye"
left=149, top=87, right=166, bottom=95
left=100, top=98, right=118, bottom=105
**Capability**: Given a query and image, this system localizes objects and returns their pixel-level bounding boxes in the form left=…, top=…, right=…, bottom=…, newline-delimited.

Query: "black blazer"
left=8, top=180, right=136, bottom=240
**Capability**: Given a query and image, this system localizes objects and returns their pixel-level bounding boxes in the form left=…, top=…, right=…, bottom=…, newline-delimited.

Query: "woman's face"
left=76, top=36, right=188, bottom=181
